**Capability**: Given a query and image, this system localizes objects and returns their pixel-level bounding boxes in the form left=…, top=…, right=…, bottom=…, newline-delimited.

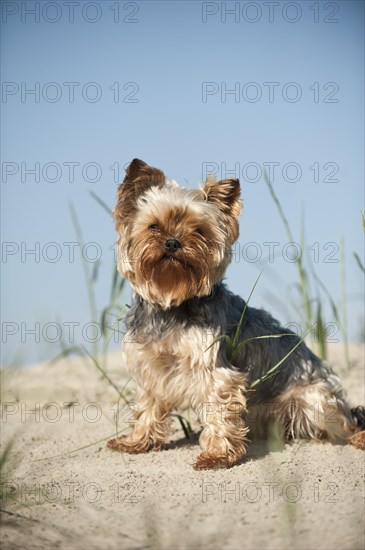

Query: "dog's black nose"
left=164, top=239, right=181, bottom=254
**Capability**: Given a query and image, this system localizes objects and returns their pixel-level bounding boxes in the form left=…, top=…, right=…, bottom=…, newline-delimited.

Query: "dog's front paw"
left=107, top=435, right=150, bottom=454
left=193, top=452, right=241, bottom=470
left=349, top=430, right=365, bottom=450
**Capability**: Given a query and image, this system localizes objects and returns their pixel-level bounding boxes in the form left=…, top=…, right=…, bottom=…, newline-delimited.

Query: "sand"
left=1, top=343, right=364, bottom=550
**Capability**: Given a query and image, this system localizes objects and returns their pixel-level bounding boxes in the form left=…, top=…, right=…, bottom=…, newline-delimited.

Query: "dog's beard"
left=131, top=240, right=214, bottom=308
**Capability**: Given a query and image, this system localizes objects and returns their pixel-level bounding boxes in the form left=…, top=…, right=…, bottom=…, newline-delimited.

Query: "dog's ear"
left=124, top=158, right=148, bottom=181
left=203, top=177, right=242, bottom=244
left=114, top=159, right=165, bottom=232
left=203, top=177, right=241, bottom=216
left=124, top=158, right=165, bottom=186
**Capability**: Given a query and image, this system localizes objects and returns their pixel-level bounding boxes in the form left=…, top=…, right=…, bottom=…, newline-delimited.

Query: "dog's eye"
left=149, top=224, right=159, bottom=232
left=195, top=228, right=203, bottom=235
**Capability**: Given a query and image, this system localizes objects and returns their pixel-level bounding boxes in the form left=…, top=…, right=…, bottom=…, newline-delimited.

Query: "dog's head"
left=113, top=158, right=241, bottom=308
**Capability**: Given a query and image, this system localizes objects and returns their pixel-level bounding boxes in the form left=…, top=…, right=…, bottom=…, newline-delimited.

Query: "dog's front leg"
left=194, top=368, right=249, bottom=470
left=107, top=389, right=172, bottom=454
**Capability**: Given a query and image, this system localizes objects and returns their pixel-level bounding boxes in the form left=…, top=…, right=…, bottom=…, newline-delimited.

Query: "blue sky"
left=1, top=0, right=364, bottom=365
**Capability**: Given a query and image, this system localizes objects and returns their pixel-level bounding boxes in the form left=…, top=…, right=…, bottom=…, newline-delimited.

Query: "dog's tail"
left=351, top=406, right=365, bottom=430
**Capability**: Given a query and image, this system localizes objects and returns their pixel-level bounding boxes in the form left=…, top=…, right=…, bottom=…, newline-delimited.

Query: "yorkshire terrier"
left=107, top=158, right=365, bottom=469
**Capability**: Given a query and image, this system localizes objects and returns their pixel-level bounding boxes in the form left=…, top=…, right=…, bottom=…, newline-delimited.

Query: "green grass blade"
left=69, top=202, right=98, bottom=325
left=49, top=345, right=86, bottom=365
left=172, top=414, right=193, bottom=439
left=340, top=237, right=350, bottom=370
left=250, top=327, right=313, bottom=389
left=310, top=269, right=340, bottom=323
left=91, top=260, right=100, bottom=283
left=81, top=347, right=126, bottom=400
left=0, top=438, right=15, bottom=478
left=31, top=431, right=127, bottom=463
left=263, top=173, right=312, bottom=328
left=315, top=302, right=326, bottom=360
left=354, top=252, right=365, bottom=274
left=110, top=265, right=120, bottom=302
left=89, top=191, right=112, bottom=216
left=230, top=333, right=296, bottom=362
left=263, top=172, right=294, bottom=243
left=231, top=270, right=264, bottom=351
left=204, top=334, right=231, bottom=353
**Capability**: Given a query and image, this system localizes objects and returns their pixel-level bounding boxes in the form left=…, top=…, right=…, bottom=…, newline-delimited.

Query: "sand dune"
left=1, top=343, right=364, bottom=549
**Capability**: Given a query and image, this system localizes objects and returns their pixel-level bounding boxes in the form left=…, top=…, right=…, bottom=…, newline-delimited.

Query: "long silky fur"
left=107, top=159, right=365, bottom=468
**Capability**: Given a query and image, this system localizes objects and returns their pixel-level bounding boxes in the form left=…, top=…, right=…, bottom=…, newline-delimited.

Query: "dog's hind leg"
left=250, top=381, right=365, bottom=449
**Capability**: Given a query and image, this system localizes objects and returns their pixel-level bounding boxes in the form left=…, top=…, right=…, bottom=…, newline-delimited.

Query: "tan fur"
left=247, top=382, right=357, bottom=443
left=203, top=176, right=241, bottom=244
left=348, top=431, right=365, bottom=450
left=114, top=173, right=236, bottom=308
left=114, top=158, right=165, bottom=231
left=108, top=159, right=365, bottom=469
left=108, top=327, right=249, bottom=468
